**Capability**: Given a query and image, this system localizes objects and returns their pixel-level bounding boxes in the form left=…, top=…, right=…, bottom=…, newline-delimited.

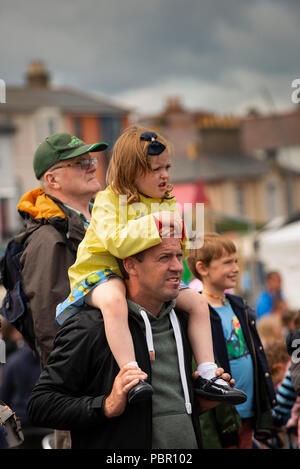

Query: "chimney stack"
left=25, top=61, right=50, bottom=88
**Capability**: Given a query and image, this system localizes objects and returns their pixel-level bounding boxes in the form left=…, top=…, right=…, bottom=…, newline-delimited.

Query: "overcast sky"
left=1, top=0, right=299, bottom=115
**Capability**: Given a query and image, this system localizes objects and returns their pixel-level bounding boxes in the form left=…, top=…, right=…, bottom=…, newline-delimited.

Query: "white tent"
left=258, top=221, right=300, bottom=309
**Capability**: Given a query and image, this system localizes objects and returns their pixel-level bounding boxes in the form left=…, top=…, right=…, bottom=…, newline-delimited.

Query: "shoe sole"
left=128, top=388, right=153, bottom=405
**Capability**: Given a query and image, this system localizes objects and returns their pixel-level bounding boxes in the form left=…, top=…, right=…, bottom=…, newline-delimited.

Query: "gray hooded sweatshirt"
left=127, top=299, right=198, bottom=449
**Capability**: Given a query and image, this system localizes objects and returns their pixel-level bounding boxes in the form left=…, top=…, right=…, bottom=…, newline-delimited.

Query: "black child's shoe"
left=194, top=376, right=247, bottom=405
left=128, top=380, right=153, bottom=405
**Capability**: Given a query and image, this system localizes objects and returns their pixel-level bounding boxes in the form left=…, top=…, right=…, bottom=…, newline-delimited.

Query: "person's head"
left=186, top=233, right=238, bottom=294
left=265, top=271, right=282, bottom=294
left=263, top=340, right=290, bottom=386
left=257, top=314, right=283, bottom=346
left=272, top=299, right=288, bottom=318
left=281, top=309, right=300, bottom=332
left=120, top=237, right=183, bottom=314
left=106, top=125, right=173, bottom=203
left=34, top=133, right=107, bottom=201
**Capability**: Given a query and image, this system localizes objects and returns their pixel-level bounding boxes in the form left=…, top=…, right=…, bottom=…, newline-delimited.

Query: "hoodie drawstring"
left=139, top=308, right=192, bottom=415
left=140, top=310, right=155, bottom=361
left=169, top=309, right=192, bottom=415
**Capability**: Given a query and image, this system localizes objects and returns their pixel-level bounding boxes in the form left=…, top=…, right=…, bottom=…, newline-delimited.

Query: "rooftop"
left=2, top=61, right=129, bottom=116
left=171, top=151, right=272, bottom=184
left=4, top=86, right=128, bottom=116
left=241, top=107, right=300, bottom=151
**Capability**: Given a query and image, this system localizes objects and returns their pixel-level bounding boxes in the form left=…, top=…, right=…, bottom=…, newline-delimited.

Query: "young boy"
left=264, top=341, right=290, bottom=388
left=186, top=233, right=276, bottom=449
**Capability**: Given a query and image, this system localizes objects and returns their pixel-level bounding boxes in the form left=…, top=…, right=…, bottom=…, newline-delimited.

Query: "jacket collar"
left=127, top=299, right=176, bottom=322
left=16, top=189, right=87, bottom=244
left=47, top=194, right=87, bottom=242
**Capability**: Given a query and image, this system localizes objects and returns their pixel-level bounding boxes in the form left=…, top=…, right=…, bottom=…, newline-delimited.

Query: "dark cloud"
left=0, top=0, right=299, bottom=112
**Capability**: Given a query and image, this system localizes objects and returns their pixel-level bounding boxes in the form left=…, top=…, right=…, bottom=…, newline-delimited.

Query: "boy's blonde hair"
left=186, top=233, right=236, bottom=280
left=281, top=309, right=300, bottom=331
left=264, top=340, right=290, bottom=370
left=257, top=314, right=283, bottom=345
left=106, top=125, right=173, bottom=204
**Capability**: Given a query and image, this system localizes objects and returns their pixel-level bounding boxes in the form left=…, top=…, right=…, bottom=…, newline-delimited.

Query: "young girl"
left=56, top=126, right=243, bottom=404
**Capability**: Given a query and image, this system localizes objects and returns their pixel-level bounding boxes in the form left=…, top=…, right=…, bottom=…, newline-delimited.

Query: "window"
left=235, top=184, right=245, bottom=216
left=266, top=182, right=277, bottom=220
left=73, top=117, right=82, bottom=139
left=48, top=118, right=56, bottom=136
left=100, top=117, right=121, bottom=176
left=100, top=116, right=121, bottom=149
left=285, top=179, right=293, bottom=216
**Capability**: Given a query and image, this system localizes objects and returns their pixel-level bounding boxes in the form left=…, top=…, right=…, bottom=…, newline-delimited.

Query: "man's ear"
left=195, top=260, right=208, bottom=279
left=43, top=171, right=61, bottom=190
left=123, top=257, right=138, bottom=277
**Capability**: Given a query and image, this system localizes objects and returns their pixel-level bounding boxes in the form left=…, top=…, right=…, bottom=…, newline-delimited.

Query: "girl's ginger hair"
left=186, top=233, right=237, bottom=280
left=106, top=125, right=173, bottom=204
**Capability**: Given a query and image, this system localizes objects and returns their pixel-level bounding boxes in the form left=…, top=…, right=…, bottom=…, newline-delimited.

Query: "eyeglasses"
left=51, top=157, right=98, bottom=171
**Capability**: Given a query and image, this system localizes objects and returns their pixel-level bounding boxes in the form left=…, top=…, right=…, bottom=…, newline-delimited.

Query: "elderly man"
left=27, top=236, right=234, bottom=449
left=16, top=133, right=107, bottom=366
left=13, top=133, right=107, bottom=449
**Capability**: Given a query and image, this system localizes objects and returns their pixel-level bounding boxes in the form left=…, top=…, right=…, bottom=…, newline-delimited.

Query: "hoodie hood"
left=15, top=188, right=86, bottom=248
left=17, top=188, right=66, bottom=220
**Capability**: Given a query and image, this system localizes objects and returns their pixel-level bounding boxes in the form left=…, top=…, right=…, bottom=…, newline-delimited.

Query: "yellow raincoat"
left=69, top=185, right=178, bottom=290
left=56, top=185, right=182, bottom=324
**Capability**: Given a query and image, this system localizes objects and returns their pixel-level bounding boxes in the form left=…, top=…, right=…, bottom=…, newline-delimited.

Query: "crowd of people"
left=0, top=126, right=299, bottom=451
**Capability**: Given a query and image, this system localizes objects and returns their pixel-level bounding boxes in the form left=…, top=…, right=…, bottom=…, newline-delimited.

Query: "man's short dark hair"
left=117, top=251, right=146, bottom=280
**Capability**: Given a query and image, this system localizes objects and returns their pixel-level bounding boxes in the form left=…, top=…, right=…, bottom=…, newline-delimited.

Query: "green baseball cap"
left=34, top=133, right=108, bottom=179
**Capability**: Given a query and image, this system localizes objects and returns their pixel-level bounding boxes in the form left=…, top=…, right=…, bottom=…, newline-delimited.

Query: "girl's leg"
left=86, top=277, right=153, bottom=404
left=85, top=277, right=136, bottom=368
left=176, top=288, right=218, bottom=374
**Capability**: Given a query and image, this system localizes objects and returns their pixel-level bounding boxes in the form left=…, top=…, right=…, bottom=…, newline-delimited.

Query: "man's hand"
left=103, top=365, right=148, bottom=418
left=194, top=367, right=235, bottom=414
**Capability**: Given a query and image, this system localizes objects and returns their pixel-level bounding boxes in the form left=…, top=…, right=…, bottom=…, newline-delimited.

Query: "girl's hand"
left=152, top=211, right=183, bottom=238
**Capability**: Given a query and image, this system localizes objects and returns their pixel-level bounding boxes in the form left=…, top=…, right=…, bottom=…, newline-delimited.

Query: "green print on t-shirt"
left=226, top=315, right=250, bottom=360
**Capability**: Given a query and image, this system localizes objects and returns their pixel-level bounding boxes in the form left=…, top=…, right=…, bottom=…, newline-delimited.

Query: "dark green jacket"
left=200, top=294, right=276, bottom=448
left=16, top=189, right=86, bottom=366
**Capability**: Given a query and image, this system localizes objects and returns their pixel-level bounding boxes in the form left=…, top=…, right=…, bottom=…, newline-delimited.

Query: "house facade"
left=139, top=97, right=300, bottom=230
left=0, top=62, right=130, bottom=241
left=240, top=107, right=300, bottom=221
